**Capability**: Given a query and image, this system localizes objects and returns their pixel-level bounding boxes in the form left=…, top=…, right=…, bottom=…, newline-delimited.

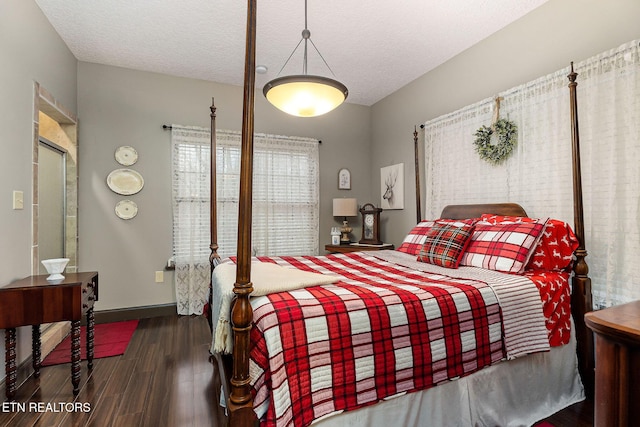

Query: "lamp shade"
left=333, top=198, right=358, bottom=217
left=264, top=75, right=348, bottom=117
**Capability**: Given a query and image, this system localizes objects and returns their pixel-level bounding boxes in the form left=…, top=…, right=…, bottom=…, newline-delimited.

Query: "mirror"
left=38, top=139, right=67, bottom=273
left=35, top=85, right=78, bottom=274
left=33, top=83, right=79, bottom=353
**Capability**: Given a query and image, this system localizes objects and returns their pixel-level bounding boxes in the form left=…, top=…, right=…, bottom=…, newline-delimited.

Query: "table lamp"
left=333, top=198, right=358, bottom=244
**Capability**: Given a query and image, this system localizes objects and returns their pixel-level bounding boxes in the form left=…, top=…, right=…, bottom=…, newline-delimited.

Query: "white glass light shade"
left=264, top=75, right=348, bottom=117
left=333, top=198, right=358, bottom=217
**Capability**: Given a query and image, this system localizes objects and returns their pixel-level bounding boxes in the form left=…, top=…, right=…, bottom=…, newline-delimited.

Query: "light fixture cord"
left=303, top=0, right=308, bottom=75
left=274, top=0, right=338, bottom=78
left=308, top=39, right=337, bottom=78
left=276, top=39, right=304, bottom=76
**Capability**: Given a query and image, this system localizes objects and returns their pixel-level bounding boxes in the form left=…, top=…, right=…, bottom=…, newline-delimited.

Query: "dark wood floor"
left=1, top=315, right=592, bottom=426
left=542, top=399, right=593, bottom=427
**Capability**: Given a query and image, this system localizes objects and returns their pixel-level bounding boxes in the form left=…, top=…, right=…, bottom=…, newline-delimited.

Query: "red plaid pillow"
left=396, top=218, right=477, bottom=256
left=461, top=220, right=547, bottom=273
left=417, top=223, right=475, bottom=268
left=396, top=220, right=435, bottom=255
left=480, top=214, right=579, bottom=271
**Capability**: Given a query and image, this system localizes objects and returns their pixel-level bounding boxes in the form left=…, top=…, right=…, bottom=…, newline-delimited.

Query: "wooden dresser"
left=585, top=301, right=640, bottom=427
left=0, top=272, right=98, bottom=400
left=324, top=243, right=394, bottom=254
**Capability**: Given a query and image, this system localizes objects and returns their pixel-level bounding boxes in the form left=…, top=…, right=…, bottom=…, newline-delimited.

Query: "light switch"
left=155, top=271, right=164, bottom=283
left=12, top=191, right=24, bottom=210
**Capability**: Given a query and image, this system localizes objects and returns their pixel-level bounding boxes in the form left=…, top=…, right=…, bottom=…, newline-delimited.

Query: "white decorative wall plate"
left=115, top=145, right=138, bottom=166
left=115, top=200, right=138, bottom=220
left=106, top=168, right=144, bottom=195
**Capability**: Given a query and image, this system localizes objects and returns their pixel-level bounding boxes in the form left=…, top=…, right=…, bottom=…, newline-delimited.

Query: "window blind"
left=171, top=127, right=319, bottom=262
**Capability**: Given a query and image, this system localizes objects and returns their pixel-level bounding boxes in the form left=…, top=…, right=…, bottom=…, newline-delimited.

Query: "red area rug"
left=41, top=320, right=139, bottom=366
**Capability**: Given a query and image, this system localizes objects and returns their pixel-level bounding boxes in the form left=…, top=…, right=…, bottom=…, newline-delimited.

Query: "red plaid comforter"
left=245, top=253, right=508, bottom=427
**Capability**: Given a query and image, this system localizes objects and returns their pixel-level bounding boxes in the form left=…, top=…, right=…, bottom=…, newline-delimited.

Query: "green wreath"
left=473, top=119, right=517, bottom=165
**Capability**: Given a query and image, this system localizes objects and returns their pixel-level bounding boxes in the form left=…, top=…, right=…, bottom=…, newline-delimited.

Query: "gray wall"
left=371, top=0, right=640, bottom=247
left=3, top=0, right=640, bottom=378
left=77, top=63, right=371, bottom=310
left=0, top=0, right=77, bottom=377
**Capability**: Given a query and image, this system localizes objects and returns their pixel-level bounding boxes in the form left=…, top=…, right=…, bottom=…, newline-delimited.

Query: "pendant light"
left=263, top=0, right=348, bottom=117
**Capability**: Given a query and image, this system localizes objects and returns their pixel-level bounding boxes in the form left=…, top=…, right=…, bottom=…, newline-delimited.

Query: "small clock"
left=359, top=203, right=383, bottom=245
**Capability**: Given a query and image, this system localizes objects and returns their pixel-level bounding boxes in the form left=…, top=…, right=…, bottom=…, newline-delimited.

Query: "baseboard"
left=41, top=322, right=71, bottom=358
left=92, top=303, right=177, bottom=324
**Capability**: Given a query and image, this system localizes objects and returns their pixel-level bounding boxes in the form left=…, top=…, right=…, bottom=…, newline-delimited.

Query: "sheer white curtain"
left=578, top=41, right=640, bottom=308
left=171, top=126, right=212, bottom=315
left=423, top=40, right=640, bottom=309
left=171, top=126, right=319, bottom=315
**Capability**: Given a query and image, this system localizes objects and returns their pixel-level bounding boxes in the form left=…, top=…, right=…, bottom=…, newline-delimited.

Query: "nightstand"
left=585, top=301, right=640, bottom=427
left=0, top=272, right=98, bottom=400
left=324, top=243, right=394, bottom=254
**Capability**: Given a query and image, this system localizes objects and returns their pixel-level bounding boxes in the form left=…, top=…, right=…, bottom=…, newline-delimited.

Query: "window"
left=171, top=126, right=319, bottom=315
left=171, top=126, right=319, bottom=262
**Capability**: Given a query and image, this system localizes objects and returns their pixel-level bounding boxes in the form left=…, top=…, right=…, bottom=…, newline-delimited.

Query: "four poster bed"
left=207, top=3, right=593, bottom=426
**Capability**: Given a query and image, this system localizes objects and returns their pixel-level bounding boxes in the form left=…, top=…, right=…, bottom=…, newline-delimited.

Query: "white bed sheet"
left=311, top=322, right=584, bottom=427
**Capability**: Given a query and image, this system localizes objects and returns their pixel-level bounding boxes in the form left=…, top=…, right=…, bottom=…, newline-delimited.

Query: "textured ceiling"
left=35, top=0, right=549, bottom=106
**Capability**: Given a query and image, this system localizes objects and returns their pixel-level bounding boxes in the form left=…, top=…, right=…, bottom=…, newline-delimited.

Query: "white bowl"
left=41, top=258, right=70, bottom=281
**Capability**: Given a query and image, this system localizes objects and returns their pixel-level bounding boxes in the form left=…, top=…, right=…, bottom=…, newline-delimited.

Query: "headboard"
left=440, top=203, right=527, bottom=220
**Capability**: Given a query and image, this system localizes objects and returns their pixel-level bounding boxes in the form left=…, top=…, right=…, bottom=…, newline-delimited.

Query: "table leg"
left=32, top=325, right=41, bottom=378
left=87, top=308, right=95, bottom=370
left=71, top=320, right=81, bottom=396
left=5, top=328, right=17, bottom=400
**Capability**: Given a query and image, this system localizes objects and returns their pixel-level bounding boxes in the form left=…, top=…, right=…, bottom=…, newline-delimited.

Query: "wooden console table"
left=0, top=271, right=98, bottom=400
left=585, top=301, right=640, bottom=427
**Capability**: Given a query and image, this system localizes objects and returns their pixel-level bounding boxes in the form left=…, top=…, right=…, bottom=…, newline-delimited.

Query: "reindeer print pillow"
left=527, top=219, right=580, bottom=272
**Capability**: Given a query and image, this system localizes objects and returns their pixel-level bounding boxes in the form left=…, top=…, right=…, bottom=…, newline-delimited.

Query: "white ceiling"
left=35, top=0, right=549, bottom=106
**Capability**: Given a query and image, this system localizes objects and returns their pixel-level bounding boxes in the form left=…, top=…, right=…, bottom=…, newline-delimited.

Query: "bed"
left=210, top=206, right=587, bottom=427
left=208, top=2, right=594, bottom=426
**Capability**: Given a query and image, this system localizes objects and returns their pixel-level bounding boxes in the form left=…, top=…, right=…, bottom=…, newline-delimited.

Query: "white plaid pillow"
left=460, top=219, right=547, bottom=273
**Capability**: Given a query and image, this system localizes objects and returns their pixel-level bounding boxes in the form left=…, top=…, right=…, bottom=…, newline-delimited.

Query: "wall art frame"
left=380, top=163, right=404, bottom=210
left=338, top=168, right=351, bottom=190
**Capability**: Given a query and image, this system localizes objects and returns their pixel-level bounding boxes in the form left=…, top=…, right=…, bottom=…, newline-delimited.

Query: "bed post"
left=413, top=126, right=422, bottom=223
left=568, top=62, right=594, bottom=398
left=228, top=0, right=258, bottom=425
left=208, top=98, right=219, bottom=331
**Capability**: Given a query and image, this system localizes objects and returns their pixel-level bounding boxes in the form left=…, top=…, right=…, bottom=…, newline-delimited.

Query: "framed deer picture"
left=380, top=163, right=404, bottom=210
